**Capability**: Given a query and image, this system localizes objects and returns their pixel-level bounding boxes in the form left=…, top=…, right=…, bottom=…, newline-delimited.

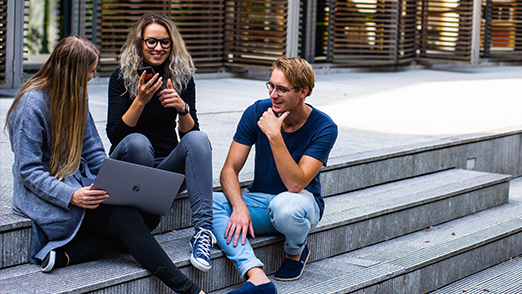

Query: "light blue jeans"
left=110, top=131, right=213, bottom=229
left=212, top=190, right=320, bottom=279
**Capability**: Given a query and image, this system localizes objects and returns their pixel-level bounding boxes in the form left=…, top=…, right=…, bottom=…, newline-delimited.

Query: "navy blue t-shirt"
left=233, top=99, right=338, bottom=217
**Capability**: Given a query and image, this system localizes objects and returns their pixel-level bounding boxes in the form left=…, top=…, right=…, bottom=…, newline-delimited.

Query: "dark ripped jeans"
left=61, top=204, right=201, bottom=294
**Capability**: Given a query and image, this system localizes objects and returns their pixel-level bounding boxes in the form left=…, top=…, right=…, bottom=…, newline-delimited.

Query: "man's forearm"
left=220, top=168, right=247, bottom=209
left=268, top=134, right=307, bottom=192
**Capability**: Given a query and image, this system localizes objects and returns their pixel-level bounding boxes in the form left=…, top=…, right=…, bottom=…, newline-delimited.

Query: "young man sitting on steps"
left=212, top=56, right=338, bottom=293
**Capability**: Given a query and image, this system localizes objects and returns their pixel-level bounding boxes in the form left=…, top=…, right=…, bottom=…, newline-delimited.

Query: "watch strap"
left=179, top=102, right=190, bottom=116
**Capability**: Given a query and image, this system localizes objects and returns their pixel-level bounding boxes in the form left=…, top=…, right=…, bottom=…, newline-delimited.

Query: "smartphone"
left=137, top=66, right=155, bottom=81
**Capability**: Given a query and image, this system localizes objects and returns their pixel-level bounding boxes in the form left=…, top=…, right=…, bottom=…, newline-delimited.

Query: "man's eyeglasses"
left=266, top=81, right=299, bottom=96
left=143, top=38, right=172, bottom=49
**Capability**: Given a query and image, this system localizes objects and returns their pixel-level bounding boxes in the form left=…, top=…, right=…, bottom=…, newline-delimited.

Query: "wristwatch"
left=179, top=102, right=190, bottom=116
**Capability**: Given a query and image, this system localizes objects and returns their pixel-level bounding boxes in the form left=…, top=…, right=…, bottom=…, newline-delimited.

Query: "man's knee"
left=269, top=192, right=297, bottom=221
left=268, top=191, right=315, bottom=223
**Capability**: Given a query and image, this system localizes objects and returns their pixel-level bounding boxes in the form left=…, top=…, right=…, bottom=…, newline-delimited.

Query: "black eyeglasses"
left=143, top=38, right=172, bottom=49
left=266, top=81, right=299, bottom=96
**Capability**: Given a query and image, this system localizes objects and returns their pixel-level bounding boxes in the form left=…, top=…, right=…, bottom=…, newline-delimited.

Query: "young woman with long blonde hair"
left=6, top=35, right=205, bottom=294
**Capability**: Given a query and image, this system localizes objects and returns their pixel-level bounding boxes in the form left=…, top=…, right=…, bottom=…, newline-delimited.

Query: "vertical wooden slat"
left=313, top=0, right=330, bottom=61
left=481, top=0, right=492, bottom=56
left=0, top=0, right=7, bottom=83
left=398, top=0, right=417, bottom=62
left=224, top=0, right=288, bottom=68
left=471, top=0, right=481, bottom=64
left=299, top=0, right=317, bottom=61
left=517, top=0, right=522, bottom=52
left=84, top=1, right=95, bottom=41
left=482, top=0, right=522, bottom=60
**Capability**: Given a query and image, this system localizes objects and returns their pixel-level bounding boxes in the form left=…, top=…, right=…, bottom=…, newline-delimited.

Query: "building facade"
left=1, top=0, right=521, bottom=89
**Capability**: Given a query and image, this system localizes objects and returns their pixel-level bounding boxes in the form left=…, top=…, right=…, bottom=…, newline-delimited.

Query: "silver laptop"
left=82, top=158, right=185, bottom=215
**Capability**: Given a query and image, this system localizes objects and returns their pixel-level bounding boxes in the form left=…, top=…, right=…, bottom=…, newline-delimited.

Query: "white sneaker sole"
left=190, top=254, right=211, bottom=272
left=41, top=251, right=56, bottom=273
left=189, top=241, right=211, bottom=272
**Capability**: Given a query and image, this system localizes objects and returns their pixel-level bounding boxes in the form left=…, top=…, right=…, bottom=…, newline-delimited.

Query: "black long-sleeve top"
left=106, top=67, right=199, bottom=158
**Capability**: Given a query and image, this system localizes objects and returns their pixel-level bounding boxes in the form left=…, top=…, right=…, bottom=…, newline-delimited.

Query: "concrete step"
left=215, top=177, right=522, bottom=293
left=1, top=127, right=520, bottom=270
left=322, top=129, right=522, bottom=197
left=431, top=255, right=522, bottom=293
left=430, top=176, right=522, bottom=294
left=0, top=169, right=510, bottom=293
left=0, top=213, right=30, bottom=268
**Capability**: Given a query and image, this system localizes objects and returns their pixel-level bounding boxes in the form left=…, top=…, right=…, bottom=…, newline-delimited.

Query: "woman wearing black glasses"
left=106, top=12, right=215, bottom=282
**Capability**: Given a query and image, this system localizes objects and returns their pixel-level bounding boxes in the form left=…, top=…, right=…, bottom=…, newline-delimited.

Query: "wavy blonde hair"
left=5, top=36, right=99, bottom=180
left=119, top=12, right=196, bottom=98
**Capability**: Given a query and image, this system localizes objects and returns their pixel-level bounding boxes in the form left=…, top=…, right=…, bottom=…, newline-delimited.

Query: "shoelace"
left=194, top=228, right=217, bottom=259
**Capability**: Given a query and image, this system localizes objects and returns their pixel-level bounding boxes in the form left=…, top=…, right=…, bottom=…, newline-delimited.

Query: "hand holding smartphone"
left=137, top=66, right=155, bottom=82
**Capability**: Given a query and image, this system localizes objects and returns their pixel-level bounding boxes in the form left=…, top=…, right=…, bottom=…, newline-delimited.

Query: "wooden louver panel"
left=330, top=0, right=400, bottom=65
left=482, top=0, right=522, bottom=59
left=170, top=0, right=225, bottom=70
left=97, top=0, right=225, bottom=74
left=0, top=0, right=6, bottom=83
left=224, top=0, right=288, bottom=68
left=416, top=0, right=474, bottom=62
left=398, top=0, right=418, bottom=62
left=97, top=1, right=170, bottom=73
left=24, top=0, right=522, bottom=76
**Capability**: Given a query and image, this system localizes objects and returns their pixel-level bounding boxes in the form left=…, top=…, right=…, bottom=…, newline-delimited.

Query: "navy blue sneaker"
left=274, top=244, right=309, bottom=281
left=227, top=281, right=277, bottom=294
left=189, top=227, right=216, bottom=272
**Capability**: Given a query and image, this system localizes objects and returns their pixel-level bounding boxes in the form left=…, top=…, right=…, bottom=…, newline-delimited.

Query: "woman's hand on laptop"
left=70, top=185, right=109, bottom=209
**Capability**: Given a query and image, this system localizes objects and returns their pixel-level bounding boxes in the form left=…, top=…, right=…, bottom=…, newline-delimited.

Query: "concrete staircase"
left=431, top=245, right=522, bottom=293
left=1, top=129, right=522, bottom=293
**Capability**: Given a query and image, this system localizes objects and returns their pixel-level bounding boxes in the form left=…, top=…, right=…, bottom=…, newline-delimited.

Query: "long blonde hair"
left=119, top=12, right=195, bottom=99
left=5, top=36, right=99, bottom=180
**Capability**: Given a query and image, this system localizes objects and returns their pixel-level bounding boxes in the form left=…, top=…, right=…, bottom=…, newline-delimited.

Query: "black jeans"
left=62, top=205, right=201, bottom=294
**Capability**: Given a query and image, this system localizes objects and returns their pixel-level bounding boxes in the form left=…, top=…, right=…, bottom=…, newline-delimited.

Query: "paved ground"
left=2, top=65, right=522, bottom=212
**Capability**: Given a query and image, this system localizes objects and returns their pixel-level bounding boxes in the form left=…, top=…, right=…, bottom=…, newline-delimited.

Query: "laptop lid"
left=86, top=158, right=185, bottom=215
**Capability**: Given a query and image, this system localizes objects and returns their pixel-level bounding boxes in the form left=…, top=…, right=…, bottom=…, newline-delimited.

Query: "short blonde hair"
left=271, top=56, right=315, bottom=97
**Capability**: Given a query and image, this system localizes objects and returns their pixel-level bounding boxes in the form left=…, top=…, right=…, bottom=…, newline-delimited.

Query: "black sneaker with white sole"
left=41, top=250, right=56, bottom=273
